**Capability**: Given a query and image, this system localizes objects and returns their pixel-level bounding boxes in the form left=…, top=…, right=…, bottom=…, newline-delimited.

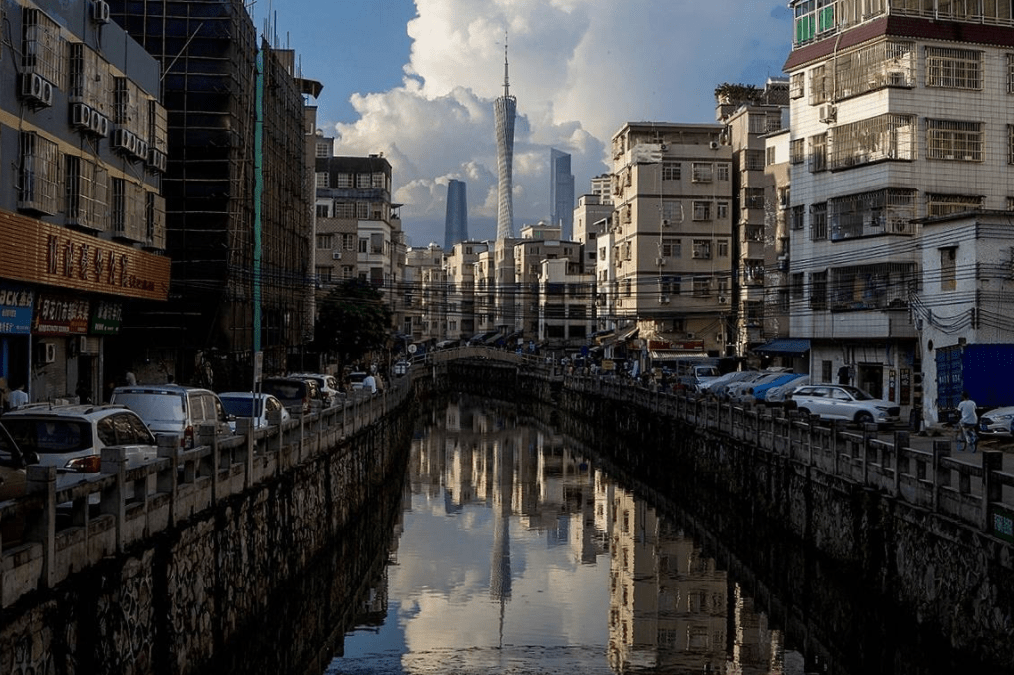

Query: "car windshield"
left=4, top=419, right=91, bottom=454
left=220, top=396, right=263, bottom=418
left=262, top=381, right=305, bottom=400
left=111, top=391, right=185, bottom=423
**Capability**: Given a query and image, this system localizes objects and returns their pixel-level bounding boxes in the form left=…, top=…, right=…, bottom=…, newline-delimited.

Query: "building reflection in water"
left=335, top=396, right=798, bottom=674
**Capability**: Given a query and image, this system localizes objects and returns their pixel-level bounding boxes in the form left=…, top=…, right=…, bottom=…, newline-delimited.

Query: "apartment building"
left=445, top=240, right=488, bottom=341
left=537, top=258, right=595, bottom=349
left=0, top=0, right=170, bottom=404
left=715, top=80, right=790, bottom=359
left=608, top=122, right=734, bottom=359
left=404, top=243, right=445, bottom=346
left=511, top=222, right=585, bottom=345
left=784, top=0, right=1014, bottom=414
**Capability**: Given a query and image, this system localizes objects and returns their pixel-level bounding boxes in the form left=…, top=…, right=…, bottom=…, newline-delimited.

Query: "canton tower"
left=494, top=36, right=516, bottom=241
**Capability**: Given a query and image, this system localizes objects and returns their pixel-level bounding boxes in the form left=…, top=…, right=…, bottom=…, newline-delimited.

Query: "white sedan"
left=979, top=407, right=1014, bottom=436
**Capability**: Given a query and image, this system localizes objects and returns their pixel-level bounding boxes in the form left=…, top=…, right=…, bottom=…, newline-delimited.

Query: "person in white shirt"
left=8, top=383, right=28, bottom=410
left=362, top=374, right=377, bottom=394
left=957, top=390, right=978, bottom=452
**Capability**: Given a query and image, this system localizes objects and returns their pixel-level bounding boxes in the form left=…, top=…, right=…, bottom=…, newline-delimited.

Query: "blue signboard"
left=0, top=285, right=34, bottom=335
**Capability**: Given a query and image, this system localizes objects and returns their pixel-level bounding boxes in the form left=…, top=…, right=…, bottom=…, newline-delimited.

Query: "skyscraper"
left=494, top=38, right=516, bottom=241
left=549, top=148, right=574, bottom=236
left=444, top=179, right=468, bottom=249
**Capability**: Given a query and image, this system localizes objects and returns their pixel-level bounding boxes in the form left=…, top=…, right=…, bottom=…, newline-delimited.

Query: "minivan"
left=110, top=384, right=232, bottom=449
left=260, top=377, right=315, bottom=415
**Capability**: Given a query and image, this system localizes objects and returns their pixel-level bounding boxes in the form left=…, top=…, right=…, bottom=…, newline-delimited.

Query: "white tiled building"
left=784, top=0, right=1014, bottom=416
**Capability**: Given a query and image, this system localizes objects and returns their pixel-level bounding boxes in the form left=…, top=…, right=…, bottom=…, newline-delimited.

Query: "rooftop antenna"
left=503, top=31, right=510, bottom=98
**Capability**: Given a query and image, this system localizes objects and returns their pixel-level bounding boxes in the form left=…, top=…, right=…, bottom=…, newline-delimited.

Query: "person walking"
left=957, top=390, right=978, bottom=452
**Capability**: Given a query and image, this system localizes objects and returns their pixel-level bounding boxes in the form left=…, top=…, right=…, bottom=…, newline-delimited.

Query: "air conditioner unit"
left=332, top=251, right=343, bottom=260
left=658, top=295, right=670, bottom=304
left=718, top=295, right=729, bottom=304
left=89, top=110, right=109, bottom=137
left=819, top=104, right=837, bottom=123
left=147, top=148, right=167, bottom=172
left=42, top=342, right=57, bottom=364
left=709, top=141, right=720, bottom=149
left=686, top=332, right=696, bottom=340
left=20, top=73, right=51, bottom=106
left=134, top=139, right=149, bottom=160
left=92, top=0, right=111, bottom=23
left=112, top=128, right=129, bottom=151
left=71, top=102, right=91, bottom=128
left=655, top=257, right=668, bottom=267
left=79, top=336, right=99, bottom=355
left=661, top=219, right=671, bottom=227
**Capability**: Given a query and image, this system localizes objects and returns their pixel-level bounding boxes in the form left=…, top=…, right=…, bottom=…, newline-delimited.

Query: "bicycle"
left=956, top=422, right=978, bottom=453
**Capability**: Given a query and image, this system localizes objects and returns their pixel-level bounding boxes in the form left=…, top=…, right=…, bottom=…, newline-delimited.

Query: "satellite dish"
left=408, top=344, right=417, bottom=354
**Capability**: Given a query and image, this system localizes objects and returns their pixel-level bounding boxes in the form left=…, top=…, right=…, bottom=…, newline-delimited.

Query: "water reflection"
left=328, top=396, right=797, bottom=675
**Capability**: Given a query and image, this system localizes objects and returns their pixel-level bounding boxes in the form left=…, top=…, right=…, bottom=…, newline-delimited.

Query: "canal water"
left=325, top=396, right=1010, bottom=675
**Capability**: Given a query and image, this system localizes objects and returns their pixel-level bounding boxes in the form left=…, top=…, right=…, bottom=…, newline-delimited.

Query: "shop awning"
left=649, top=350, right=710, bottom=362
left=484, top=331, right=505, bottom=345
left=753, top=338, right=811, bottom=357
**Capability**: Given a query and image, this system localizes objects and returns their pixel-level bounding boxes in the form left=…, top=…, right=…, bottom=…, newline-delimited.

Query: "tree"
left=314, top=280, right=392, bottom=369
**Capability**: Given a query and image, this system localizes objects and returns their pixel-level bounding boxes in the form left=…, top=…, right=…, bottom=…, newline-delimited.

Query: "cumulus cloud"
left=329, top=0, right=791, bottom=247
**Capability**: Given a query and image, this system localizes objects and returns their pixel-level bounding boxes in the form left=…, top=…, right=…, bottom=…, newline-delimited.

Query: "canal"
left=322, top=394, right=1011, bottom=675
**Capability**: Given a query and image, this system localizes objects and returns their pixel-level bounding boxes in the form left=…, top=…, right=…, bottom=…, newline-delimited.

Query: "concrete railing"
left=0, top=376, right=414, bottom=608
left=565, top=373, right=1014, bottom=544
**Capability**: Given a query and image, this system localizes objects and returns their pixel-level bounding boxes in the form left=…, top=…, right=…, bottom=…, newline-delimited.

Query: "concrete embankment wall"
left=0, top=396, right=417, bottom=675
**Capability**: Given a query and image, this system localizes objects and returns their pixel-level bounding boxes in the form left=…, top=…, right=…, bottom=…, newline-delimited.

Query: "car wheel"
left=855, top=411, right=875, bottom=426
left=798, top=407, right=811, bottom=417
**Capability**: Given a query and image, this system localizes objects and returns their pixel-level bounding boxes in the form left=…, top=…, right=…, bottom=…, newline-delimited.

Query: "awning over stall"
left=648, top=350, right=710, bottom=362
left=753, top=338, right=811, bottom=357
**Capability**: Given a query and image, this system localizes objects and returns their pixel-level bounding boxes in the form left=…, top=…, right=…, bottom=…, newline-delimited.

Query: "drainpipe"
left=253, top=48, right=264, bottom=355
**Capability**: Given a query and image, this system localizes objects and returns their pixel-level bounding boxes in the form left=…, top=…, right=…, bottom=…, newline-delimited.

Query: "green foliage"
left=714, top=82, right=760, bottom=104
left=314, top=280, right=393, bottom=368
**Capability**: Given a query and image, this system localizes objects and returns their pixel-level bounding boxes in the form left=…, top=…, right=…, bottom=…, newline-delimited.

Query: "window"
left=335, top=173, right=352, bottom=188
left=926, top=193, right=981, bottom=217
left=356, top=173, right=371, bottom=188
left=692, top=163, right=713, bottom=183
left=791, top=272, right=804, bottom=300
left=791, top=205, right=805, bottom=231
left=1009, top=125, right=1014, bottom=164
left=693, top=277, right=711, bottom=297
left=358, top=238, right=367, bottom=253
left=372, top=172, right=386, bottom=189
left=926, top=47, right=981, bottom=90
left=749, top=114, right=768, bottom=135
left=661, top=239, right=681, bottom=258
left=1008, top=54, right=1014, bottom=94
left=829, top=114, right=915, bottom=169
left=357, top=202, right=369, bottom=219
left=335, top=202, right=355, bottom=218
left=343, top=233, right=355, bottom=251
left=744, top=188, right=764, bottom=209
left=716, top=163, right=730, bottom=181
left=146, top=192, right=165, bottom=249
left=111, top=178, right=145, bottom=242
left=316, top=233, right=333, bottom=249
left=661, top=201, right=682, bottom=223
left=316, top=204, right=330, bottom=218
left=316, top=266, right=333, bottom=283
left=809, top=64, right=829, bottom=105
left=926, top=120, right=982, bottom=162
left=662, top=162, right=681, bottom=181
left=692, top=240, right=712, bottom=260
left=315, top=172, right=329, bottom=188
left=370, top=233, right=384, bottom=254
left=745, top=150, right=764, bottom=171
left=810, top=203, right=828, bottom=241
left=790, top=72, right=804, bottom=99
left=717, top=202, right=729, bottom=220
left=810, top=271, right=828, bottom=310
left=790, top=139, right=805, bottom=165
left=766, top=146, right=777, bottom=165
left=65, top=156, right=109, bottom=231
left=18, top=132, right=60, bottom=215
left=21, top=8, right=62, bottom=86
left=692, top=201, right=712, bottom=221
left=793, top=0, right=835, bottom=46
left=717, top=240, right=729, bottom=257
left=809, top=133, right=827, bottom=172
left=342, top=265, right=354, bottom=279
left=316, top=141, right=331, bottom=158
left=940, top=247, right=957, bottom=291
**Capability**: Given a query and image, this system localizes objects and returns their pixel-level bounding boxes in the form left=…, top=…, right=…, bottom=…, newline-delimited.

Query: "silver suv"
left=110, top=384, right=232, bottom=449
left=787, top=384, right=900, bottom=426
left=1, top=404, right=157, bottom=473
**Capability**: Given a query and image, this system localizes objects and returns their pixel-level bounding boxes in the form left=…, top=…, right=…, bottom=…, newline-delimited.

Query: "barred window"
left=661, top=239, right=681, bottom=258
left=334, top=202, right=356, bottom=218
left=926, top=47, right=981, bottom=90
left=790, top=205, right=805, bottom=231
left=810, top=203, right=828, bottom=241
left=692, top=240, right=712, bottom=260
left=808, top=133, right=827, bottom=172
left=810, top=271, right=828, bottom=311
left=833, top=40, right=914, bottom=98
left=18, top=131, right=60, bottom=215
left=335, top=173, right=353, bottom=188
left=744, top=188, right=765, bottom=209
left=790, top=72, right=804, bottom=99
left=716, top=163, right=730, bottom=181
left=717, top=201, right=729, bottom=220
left=692, top=277, right=711, bottom=297
left=828, top=114, right=914, bottom=170
left=1008, top=54, right=1014, bottom=94
left=315, top=172, right=329, bottom=188
left=65, top=155, right=109, bottom=232
left=22, top=8, right=62, bottom=86
left=1008, top=125, right=1014, bottom=164
left=926, top=193, right=981, bottom=217
left=809, top=65, right=829, bottom=105
left=926, top=119, right=982, bottom=162
left=356, top=173, right=371, bottom=188
left=745, top=150, right=765, bottom=171
left=111, top=178, right=145, bottom=242
left=790, top=139, right=805, bottom=164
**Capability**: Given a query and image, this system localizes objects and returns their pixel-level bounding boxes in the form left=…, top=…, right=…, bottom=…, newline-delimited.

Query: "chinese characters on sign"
left=0, top=285, right=34, bottom=335
left=34, top=294, right=90, bottom=335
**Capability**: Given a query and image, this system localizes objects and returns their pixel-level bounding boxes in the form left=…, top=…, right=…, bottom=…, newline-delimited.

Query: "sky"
left=252, top=0, right=794, bottom=248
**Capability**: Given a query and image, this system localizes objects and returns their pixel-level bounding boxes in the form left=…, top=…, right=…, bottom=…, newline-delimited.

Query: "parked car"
left=765, top=375, right=810, bottom=407
left=110, top=384, right=232, bottom=449
left=393, top=360, right=411, bottom=377
left=727, top=371, right=791, bottom=405
left=348, top=371, right=369, bottom=391
left=749, top=373, right=807, bottom=405
left=979, top=406, right=1014, bottom=436
left=2, top=404, right=158, bottom=473
left=260, top=377, right=316, bottom=415
left=710, top=371, right=767, bottom=401
left=217, top=392, right=291, bottom=432
left=786, top=384, right=900, bottom=426
left=0, top=421, right=38, bottom=500
left=288, top=373, right=341, bottom=407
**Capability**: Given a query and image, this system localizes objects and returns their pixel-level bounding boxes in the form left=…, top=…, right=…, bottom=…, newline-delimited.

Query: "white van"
left=110, top=384, right=232, bottom=449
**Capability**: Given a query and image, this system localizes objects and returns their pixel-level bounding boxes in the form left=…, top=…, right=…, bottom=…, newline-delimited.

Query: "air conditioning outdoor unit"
left=819, top=104, right=837, bottom=123
left=661, top=219, right=670, bottom=227
left=21, top=73, right=52, bottom=107
left=42, top=342, right=57, bottom=364
left=655, top=257, right=667, bottom=267
left=71, top=102, right=91, bottom=128
left=709, top=141, right=720, bottom=149
left=718, top=295, right=729, bottom=304
left=92, top=0, right=111, bottom=23
left=90, top=110, right=109, bottom=137
left=332, top=251, right=343, bottom=260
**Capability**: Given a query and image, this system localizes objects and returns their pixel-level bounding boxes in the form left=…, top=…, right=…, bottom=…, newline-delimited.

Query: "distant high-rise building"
left=550, top=149, right=575, bottom=236
left=494, top=38, right=516, bottom=241
left=444, top=180, right=468, bottom=249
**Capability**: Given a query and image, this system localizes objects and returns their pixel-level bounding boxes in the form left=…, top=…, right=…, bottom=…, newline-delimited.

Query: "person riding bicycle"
left=957, top=390, right=978, bottom=451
